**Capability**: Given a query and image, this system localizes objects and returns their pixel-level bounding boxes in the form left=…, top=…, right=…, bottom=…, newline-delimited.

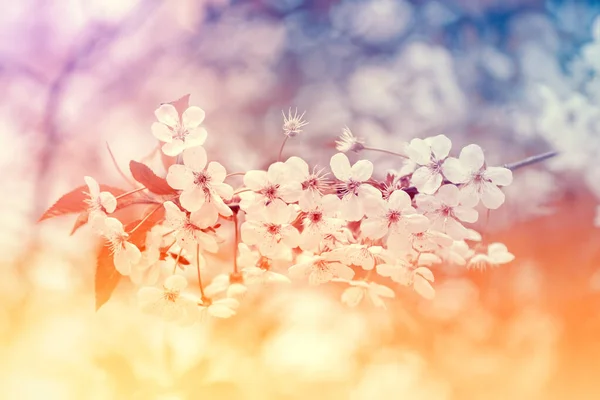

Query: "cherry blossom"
left=163, top=201, right=219, bottom=254
left=288, top=253, right=355, bottom=285
left=204, top=273, right=248, bottom=298
left=329, top=244, right=385, bottom=271
left=282, top=108, right=308, bottom=137
left=443, top=144, right=513, bottom=209
left=335, top=127, right=365, bottom=153
left=84, top=176, right=117, bottom=231
left=183, top=297, right=240, bottom=322
left=240, top=199, right=300, bottom=257
left=298, top=193, right=343, bottom=251
left=469, top=242, right=515, bottom=269
left=151, top=104, right=208, bottom=156
left=166, top=146, right=233, bottom=215
left=338, top=280, right=395, bottom=308
left=285, top=156, right=330, bottom=203
left=137, top=275, right=196, bottom=322
left=130, top=228, right=169, bottom=286
left=236, top=244, right=292, bottom=285
left=239, top=162, right=302, bottom=214
left=440, top=240, right=475, bottom=266
left=408, top=229, right=454, bottom=254
left=415, top=184, right=478, bottom=240
left=330, top=152, right=380, bottom=221
left=102, top=217, right=142, bottom=276
left=377, top=261, right=435, bottom=299
left=406, top=134, right=463, bottom=194
left=361, top=189, right=430, bottom=248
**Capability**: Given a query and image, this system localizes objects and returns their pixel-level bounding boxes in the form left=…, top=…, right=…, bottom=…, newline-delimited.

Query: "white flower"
left=443, top=144, right=513, bottom=209
left=236, top=244, right=292, bottom=284
left=285, top=156, right=330, bottom=203
left=102, top=217, right=142, bottom=276
left=406, top=134, right=461, bottom=194
left=377, top=262, right=435, bottom=299
left=240, top=199, right=300, bottom=257
left=361, top=189, right=430, bottom=248
left=339, top=280, right=395, bottom=308
left=320, top=227, right=355, bottom=252
left=282, top=108, right=308, bottom=137
left=151, top=104, right=208, bottom=156
left=137, top=275, right=196, bottom=322
left=440, top=240, right=475, bottom=266
left=469, top=242, right=515, bottom=269
left=239, top=162, right=302, bottom=213
left=407, top=229, right=454, bottom=254
left=330, top=152, right=380, bottom=221
left=84, top=176, right=117, bottom=231
left=288, top=253, right=355, bottom=285
left=182, top=297, right=240, bottom=322
left=335, top=127, right=365, bottom=153
left=198, top=297, right=240, bottom=319
left=415, top=184, right=478, bottom=240
left=166, top=146, right=233, bottom=215
left=204, top=273, right=248, bottom=299
left=242, top=266, right=291, bottom=285
left=130, top=227, right=170, bottom=286
left=329, top=244, right=385, bottom=271
left=298, top=194, right=343, bottom=251
left=163, top=201, right=219, bottom=254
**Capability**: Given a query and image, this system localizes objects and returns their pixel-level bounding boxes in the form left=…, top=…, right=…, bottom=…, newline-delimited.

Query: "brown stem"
left=277, top=135, right=289, bottom=162
left=504, top=151, right=558, bottom=171
left=106, top=142, right=137, bottom=188
left=362, top=146, right=409, bottom=159
left=115, top=186, right=147, bottom=200
left=196, top=243, right=205, bottom=297
left=128, top=203, right=163, bottom=234
left=233, top=213, right=239, bottom=274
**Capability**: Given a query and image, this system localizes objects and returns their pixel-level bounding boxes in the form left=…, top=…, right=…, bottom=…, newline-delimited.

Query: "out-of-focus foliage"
left=1, top=0, right=600, bottom=398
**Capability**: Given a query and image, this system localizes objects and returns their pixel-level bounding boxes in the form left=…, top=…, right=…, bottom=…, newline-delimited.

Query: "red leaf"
left=129, top=160, right=178, bottom=195
left=168, top=94, right=190, bottom=116
left=70, top=212, right=89, bottom=235
left=95, top=239, right=121, bottom=311
left=94, top=207, right=165, bottom=311
left=39, top=185, right=126, bottom=223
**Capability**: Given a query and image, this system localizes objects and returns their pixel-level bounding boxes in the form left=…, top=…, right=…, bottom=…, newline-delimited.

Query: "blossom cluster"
left=45, top=99, right=520, bottom=325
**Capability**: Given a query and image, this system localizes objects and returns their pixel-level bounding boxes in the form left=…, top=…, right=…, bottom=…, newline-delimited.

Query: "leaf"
left=168, top=94, right=190, bottom=115
left=129, top=160, right=178, bottom=196
left=39, top=185, right=126, bottom=223
left=95, top=239, right=121, bottom=311
left=95, top=205, right=165, bottom=311
left=70, top=212, right=89, bottom=236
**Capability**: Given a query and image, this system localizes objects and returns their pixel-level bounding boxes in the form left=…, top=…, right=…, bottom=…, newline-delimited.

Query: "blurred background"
left=1, top=0, right=600, bottom=398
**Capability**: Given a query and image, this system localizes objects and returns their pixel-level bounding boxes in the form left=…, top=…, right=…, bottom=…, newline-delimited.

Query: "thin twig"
left=225, top=172, right=245, bottom=179
left=277, top=136, right=289, bottom=162
left=233, top=213, right=239, bottom=274
left=173, top=247, right=183, bottom=274
left=128, top=203, right=163, bottom=234
left=196, top=243, right=205, bottom=298
left=115, top=186, right=147, bottom=200
left=362, top=146, right=409, bottom=159
left=106, top=142, right=137, bottom=188
left=504, top=151, right=558, bottom=171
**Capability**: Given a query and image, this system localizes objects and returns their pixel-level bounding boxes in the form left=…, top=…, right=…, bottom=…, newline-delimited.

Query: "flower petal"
left=180, top=187, right=206, bottom=212
left=350, top=159, right=373, bottom=182
left=162, top=139, right=185, bottom=156
left=436, top=184, right=460, bottom=207
left=182, top=106, right=206, bottom=129
left=459, top=144, right=485, bottom=171
left=330, top=153, right=352, bottom=181
left=411, top=167, right=442, bottom=195
left=484, top=167, right=513, bottom=186
left=387, top=189, right=411, bottom=211
left=480, top=182, right=505, bottom=209
left=185, top=127, right=208, bottom=147
left=442, top=158, right=468, bottom=184
left=427, top=134, right=452, bottom=160
left=167, top=164, right=195, bottom=190
left=182, top=146, right=207, bottom=172
left=155, top=104, right=179, bottom=128
left=99, top=192, right=117, bottom=213
left=151, top=122, right=173, bottom=142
